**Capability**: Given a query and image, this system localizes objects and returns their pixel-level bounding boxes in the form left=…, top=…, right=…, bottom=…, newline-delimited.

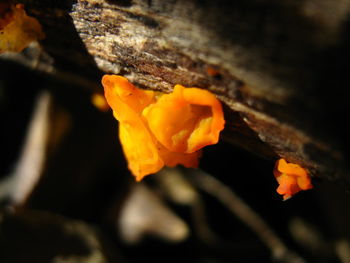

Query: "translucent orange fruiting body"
left=91, top=93, right=110, bottom=112
left=273, top=158, right=313, bottom=200
left=102, top=75, right=225, bottom=181
left=206, top=67, right=220, bottom=77
left=0, top=4, right=45, bottom=54
left=0, top=3, right=14, bottom=30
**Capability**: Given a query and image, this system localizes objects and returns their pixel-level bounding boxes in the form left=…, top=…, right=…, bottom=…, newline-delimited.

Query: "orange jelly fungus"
left=0, top=3, right=45, bottom=54
left=91, top=93, right=110, bottom=112
left=102, top=75, right=225, bottom=181
left=206, top=67, right=220, bottom=77
left=273, top=158, right=313, bottom=200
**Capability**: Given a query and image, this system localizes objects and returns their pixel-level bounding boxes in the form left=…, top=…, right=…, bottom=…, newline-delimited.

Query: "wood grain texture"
left=5, top=0, right=350, bottom=186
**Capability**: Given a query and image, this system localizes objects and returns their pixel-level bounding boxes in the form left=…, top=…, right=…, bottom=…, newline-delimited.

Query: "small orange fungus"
left=206, top=67, right=220, bottom=77
left=0, top=3, right=45, bottom=54
left=273, top=158, right=313, bottom=200
left=102, top=75, right=225, bottom=181
left=91, top=93, right=110, bottom=112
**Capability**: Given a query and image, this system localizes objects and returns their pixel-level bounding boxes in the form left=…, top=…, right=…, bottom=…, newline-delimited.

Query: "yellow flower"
left=102, top=75, right=225, bottom=181
left=273, top=158, right=313, bottom=200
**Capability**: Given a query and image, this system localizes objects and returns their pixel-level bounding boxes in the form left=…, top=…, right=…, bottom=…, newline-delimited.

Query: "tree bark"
left=3, top=0, right=350, bottom=186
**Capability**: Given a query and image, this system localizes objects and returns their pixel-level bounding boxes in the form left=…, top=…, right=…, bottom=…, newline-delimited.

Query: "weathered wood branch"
left=3, top=0, right=350, bottom=186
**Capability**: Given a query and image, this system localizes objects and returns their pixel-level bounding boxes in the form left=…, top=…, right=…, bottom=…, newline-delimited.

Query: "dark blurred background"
left=1, top=58, right=350, bottom=263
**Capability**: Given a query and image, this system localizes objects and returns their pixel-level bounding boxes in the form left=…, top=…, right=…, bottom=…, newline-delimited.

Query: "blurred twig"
left=191, top=169, right=307, bottom=263
left=335, top=239, right=350, bottom=263
left=0, top=91, right=51, bottom=205
left=155, top=168, right=219, bottom=243
left=118, top=183, right=189, bottom=243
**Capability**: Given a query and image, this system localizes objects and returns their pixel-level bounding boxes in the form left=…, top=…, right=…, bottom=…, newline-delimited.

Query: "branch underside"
left=4, top=0, right=350, bottom=186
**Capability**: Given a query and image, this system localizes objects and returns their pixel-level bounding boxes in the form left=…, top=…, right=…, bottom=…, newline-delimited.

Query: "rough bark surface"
left=3, top=0, right=350, bottom=186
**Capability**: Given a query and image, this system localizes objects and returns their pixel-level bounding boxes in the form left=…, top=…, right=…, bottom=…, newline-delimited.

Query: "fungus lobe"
left=102, top=75, right=225, bottom=181
left=274, top=158, right=313, bottom=200
left=0, top=3, right=45, bottom=54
